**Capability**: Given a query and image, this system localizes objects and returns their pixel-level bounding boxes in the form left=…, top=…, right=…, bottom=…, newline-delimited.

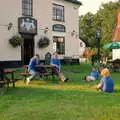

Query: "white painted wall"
left=0, top=0, right=81, bottom=61
left=0, top=0, right=21, bottom=61
left=34, top=0, right=53, bottom=59
left=112, top=49, right=120, bottom=60
left=52, top=0, right=80, bottom=58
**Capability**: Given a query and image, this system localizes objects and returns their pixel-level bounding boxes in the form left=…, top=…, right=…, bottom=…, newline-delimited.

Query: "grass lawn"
left=0, top=64, right=120, bottom=120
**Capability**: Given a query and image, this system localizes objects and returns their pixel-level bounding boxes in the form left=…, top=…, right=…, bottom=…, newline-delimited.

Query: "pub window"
left=53, top=4, right=64, bottom=22
left=53, top=37, right=65, bottom=54
left=22, top=0, right=33, bottom=16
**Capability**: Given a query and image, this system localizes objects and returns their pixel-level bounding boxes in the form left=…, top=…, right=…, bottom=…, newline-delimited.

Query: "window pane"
left=52, top=4, right=64, bottom=22
left=53, top=37, right=65, bottom=54
left=22, top=0, right=32, bottom=16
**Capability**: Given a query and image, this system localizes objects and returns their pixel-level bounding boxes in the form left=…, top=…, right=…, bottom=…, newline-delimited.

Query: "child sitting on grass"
left=95, top=68, right=114, bottom=93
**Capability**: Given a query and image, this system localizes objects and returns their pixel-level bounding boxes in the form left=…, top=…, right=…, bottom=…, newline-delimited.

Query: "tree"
left=79, top=1, right=120, bottom=47
left=94, top=1, right=120, bottom=45
left=79, top=12, right=96, bottom=47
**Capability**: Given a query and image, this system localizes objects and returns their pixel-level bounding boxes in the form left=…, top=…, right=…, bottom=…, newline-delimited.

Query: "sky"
left=78, top=0, right=119, bottom=15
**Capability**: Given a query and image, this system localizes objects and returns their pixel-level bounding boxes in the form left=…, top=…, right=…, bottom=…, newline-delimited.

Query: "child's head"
left=34, top=54, right=40, bottom=59
left=101, top=68, right=110, bottom=77
left=52, top=52, right=59, bottom=59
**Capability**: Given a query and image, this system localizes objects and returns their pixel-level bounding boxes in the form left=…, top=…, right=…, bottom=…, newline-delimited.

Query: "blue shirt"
left=28, top=58, right=38, bottom=72
left=90, top=71, right=99, bottom=79
left=101, top=76, right=114, bottom=93
left=50, top=58, right=61, bottom=68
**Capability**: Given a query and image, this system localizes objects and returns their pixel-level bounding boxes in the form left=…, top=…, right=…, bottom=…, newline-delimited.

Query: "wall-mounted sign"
left=53, top=24, right=65, bottom=32
left=18, top=17, right=37, bottom=35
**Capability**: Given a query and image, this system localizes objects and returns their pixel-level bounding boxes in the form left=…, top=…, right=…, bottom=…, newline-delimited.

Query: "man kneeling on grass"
left=95, top=68, right=114, bottom=93
left=50, top=52, right=69, bottom=82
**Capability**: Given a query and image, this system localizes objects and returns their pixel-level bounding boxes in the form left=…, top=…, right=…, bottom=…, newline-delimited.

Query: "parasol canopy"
left=102, top=42, right=120, bottom=49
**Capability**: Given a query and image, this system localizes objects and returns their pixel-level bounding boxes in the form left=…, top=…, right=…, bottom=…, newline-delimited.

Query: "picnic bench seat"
left=20, top=64, right=58, bottom=83
left=20, top=65, right=31, bottom=82
left=0, top=68, right=16, bottom=91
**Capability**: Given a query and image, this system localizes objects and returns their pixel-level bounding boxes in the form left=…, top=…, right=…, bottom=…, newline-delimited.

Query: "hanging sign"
left=18, top=17, right=37, bottom=35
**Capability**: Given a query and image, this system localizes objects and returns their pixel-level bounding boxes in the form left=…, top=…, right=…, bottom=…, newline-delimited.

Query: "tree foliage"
left=79, top=1, right=120, bottom=47
left=79, top=12, right=96, bottom=47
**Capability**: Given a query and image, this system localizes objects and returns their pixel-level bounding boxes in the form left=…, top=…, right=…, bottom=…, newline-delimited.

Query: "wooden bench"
left=20, top=65, right=31, bottom=82
left=4, top=68, right=16, bottom=88
left=20, top=65, right=57, bottom=82
left=0, top=68, right=16, bottom=92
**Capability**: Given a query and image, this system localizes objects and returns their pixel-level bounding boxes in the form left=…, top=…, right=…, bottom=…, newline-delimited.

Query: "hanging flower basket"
left=37, top=36, right=50, bottom=48
left=9, top=35, right=23, bottom=48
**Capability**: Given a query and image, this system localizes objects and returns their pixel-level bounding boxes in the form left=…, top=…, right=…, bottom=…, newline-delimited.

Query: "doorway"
left=22, top=35, right=34, bottom=65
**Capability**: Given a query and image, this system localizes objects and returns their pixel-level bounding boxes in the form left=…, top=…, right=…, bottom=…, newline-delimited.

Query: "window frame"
left=53, top=36, right=65, bottom=55
left=22, top=0, right=33, bottom=17
left=52, top=3, right=65, bottom=22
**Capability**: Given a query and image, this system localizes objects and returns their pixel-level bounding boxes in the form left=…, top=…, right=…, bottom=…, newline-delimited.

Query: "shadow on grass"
left=2, top=81, right=119, bottom=98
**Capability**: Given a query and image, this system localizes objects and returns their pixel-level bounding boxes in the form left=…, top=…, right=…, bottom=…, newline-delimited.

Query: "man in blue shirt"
left=90, top=68, right=100, bottom=80
left=50, top=53, right=68, bottom=82
left=26, top=54, right=40, bottom=85
left=83, top=68, right=100, bottom=82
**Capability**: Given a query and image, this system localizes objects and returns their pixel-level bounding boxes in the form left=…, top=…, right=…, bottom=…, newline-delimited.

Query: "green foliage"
left=37, top=36, right=50, bottom=48
left=9, top=35, right=23, bottom=48
left=79, top=12, right=96, bottom=47
left=79, top=1, right=120, bottom=47
left=95, top=1, right=120, bottom=45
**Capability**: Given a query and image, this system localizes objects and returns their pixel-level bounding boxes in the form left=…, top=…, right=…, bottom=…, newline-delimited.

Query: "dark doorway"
left=22, top=35, right=34, bottom=65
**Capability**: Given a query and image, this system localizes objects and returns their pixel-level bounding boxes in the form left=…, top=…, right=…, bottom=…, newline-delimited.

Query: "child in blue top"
left=96, top=68, right=114, bottom=93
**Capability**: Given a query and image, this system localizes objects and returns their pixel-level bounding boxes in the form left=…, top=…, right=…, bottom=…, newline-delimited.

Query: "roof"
left=64, top=0, right=82, bottom=5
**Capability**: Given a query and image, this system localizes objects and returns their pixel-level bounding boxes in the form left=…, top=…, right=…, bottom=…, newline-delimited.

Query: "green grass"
left=0, top=63, right=120, bottom=120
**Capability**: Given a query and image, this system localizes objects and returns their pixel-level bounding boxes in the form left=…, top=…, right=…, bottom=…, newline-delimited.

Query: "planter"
left=37, top=36, right=50, bottom=48
left=9, top=35, right=23, bottom=48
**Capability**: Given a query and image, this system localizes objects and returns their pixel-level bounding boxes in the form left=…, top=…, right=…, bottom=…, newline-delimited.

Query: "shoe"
left=64, top=78, right=69, bottom=82
left=60, top=78, right=65, bottom=82
left=26, top=78, right=30, bottom=85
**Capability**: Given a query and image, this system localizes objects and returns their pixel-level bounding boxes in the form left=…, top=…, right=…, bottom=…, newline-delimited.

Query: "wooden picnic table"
left=35, top=65, right=57, bottom=79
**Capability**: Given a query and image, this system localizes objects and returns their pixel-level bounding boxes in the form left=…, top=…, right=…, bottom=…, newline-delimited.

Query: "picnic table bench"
left=0, top=68, right=16, bottom=90
left=20, top=65, right=57, bottom=82
left=20, top=65, right=31, bottom=82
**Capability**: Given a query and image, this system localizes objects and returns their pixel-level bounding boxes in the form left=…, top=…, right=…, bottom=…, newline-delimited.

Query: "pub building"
left=0, top=0, right=82, bottom=67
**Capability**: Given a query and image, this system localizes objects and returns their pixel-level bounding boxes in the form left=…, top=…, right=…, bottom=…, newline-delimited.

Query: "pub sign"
left=18, top=17, right=37, bottom=35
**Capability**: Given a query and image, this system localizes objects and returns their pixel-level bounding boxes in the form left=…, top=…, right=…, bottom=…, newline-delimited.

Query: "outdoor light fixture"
left=8, top=22, right=13, bottom=30
left=96, top=29, right=101, bottom=63
left=71, top=30, right=75, bottom=37
left=0, top=22, right=13, bottom=30
left=44, top=27, right=49, bottom=34
left=96, top=29, right=101, bottom=39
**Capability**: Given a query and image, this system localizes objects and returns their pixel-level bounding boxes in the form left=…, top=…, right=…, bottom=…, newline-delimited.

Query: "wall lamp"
left=0, top=22, right=13, bottom=31
left=44, top=27, right=49, bottom=34
left=71, top=30, right=75, bottom=37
